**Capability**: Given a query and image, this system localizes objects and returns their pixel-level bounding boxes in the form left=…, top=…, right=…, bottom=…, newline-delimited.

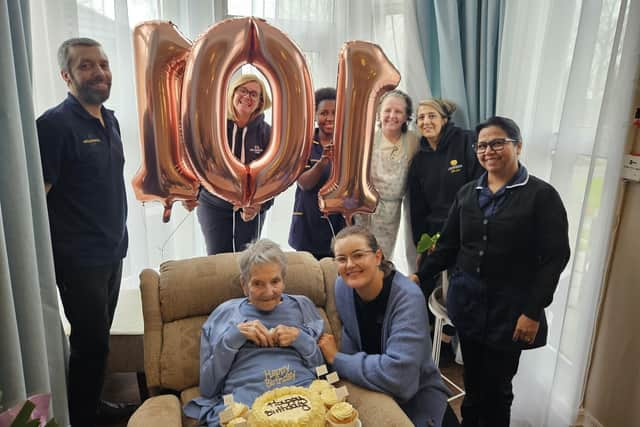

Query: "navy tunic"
left=418, top=168, right=570, bottom=350
left=37, top=93, right=128, bottom=266
left=288, top=130, right=345, bottom=258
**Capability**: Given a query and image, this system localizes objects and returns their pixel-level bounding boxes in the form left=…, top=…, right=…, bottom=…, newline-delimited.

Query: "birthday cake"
left=248, top=386, right=326, bottom=427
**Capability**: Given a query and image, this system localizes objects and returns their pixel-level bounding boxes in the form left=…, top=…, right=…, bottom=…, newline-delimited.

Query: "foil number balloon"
left=131, top=18, right=314, bottom=220
left=319, top=41, right=401, bottom=223
left=131, top=21, right=198, bottom=222
left=132, top=18, right=399, bottom=223
left=181, top=18, right=314, bottom=207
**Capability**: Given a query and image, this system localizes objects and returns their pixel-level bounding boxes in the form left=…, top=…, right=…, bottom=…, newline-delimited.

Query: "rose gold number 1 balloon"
left=319, top=41, right=401, bottom=224
left=131, top=21, right=199, bottom=222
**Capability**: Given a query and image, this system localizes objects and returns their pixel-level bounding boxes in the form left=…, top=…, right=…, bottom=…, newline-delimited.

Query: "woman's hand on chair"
left=318, top=333, right=338, bottom=364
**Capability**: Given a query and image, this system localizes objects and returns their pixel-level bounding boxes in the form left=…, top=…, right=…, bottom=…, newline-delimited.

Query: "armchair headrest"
left=158, top=251, right=327, bottom=322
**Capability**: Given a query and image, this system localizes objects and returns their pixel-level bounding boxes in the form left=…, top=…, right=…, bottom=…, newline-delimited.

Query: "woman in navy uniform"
left=415, top=116, right=570, bottom=427
left=288, top=88, right=345, bottom=259
left=196, top=74, right=273, bottom=255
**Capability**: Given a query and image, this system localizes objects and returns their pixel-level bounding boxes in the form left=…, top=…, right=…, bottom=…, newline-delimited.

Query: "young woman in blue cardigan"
left=318, top=225, right=450, bottom=426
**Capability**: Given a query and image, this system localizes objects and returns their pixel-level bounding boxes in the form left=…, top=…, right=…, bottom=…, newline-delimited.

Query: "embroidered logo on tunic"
left=264, top=365, right=296, bottom=387
left=249, top=145, right=264, bottom=155
left=448, top=159, right=463, bottom=174
left=82, top=138, right=101, bottom=144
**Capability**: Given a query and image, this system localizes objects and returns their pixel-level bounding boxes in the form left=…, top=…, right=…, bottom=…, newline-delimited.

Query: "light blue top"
left=333, top=271, right=449, bottom=426
left=184, top=294, right=325, bottom=426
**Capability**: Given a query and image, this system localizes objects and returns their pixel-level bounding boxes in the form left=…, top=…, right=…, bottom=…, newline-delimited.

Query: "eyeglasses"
left=236, top=86, right=260, bottom=100
left=334, top=249, right=375, bottom=266
left=473, top=138, right=517, bottom=153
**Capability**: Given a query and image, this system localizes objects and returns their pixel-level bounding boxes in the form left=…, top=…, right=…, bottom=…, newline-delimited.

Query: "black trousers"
left=459, top=335, right=521, bottom=427
left=56, top=260, right=123, bottom=427
left=197, top=203, right=265, bottom=255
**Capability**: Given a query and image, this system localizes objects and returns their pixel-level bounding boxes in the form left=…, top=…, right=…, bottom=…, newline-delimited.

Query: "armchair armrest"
left=341, top=380, right=413, bottom=427
left=127, top=395, right=182, bottom=427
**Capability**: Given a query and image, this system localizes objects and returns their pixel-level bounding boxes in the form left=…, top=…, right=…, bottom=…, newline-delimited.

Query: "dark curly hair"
left=315, top=87, right=337, bottom=110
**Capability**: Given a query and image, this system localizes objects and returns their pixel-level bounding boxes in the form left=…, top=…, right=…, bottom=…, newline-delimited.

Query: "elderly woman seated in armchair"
left=184, top=239, right=325, bottom=426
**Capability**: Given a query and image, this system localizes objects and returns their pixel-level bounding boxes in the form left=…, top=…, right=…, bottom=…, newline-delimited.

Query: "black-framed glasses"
left=473, top=138, right=517, bottom=153
left=334, top=249, right=375, bottom=265
left=236, top=86, right=260, bottom=100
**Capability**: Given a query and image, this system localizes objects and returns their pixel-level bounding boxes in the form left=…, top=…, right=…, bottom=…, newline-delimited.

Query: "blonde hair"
left=416, top=98, right=457, bottom=120
left=226, top=74, right=272, bottom=123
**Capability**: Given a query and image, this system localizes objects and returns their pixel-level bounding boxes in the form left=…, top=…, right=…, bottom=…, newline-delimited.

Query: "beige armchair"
left=127, top=251, right=412, bottom=427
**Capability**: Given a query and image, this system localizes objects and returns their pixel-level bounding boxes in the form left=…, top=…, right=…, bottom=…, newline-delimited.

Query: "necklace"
left=388, top=134, right=404, bottom=161
left=390, top=145, right=400, bottom=160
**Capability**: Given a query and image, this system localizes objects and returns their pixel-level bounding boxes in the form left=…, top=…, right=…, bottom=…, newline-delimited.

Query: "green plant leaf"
left=416, top=232, right=441, bottom=253
left=10, top=400, right=39, bottom=427
left=7, top=399, right=59, bottom=427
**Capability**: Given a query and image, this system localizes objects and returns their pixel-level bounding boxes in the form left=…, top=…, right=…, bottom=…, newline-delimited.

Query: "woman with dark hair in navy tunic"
left=288, top=88, right=345, bottom=260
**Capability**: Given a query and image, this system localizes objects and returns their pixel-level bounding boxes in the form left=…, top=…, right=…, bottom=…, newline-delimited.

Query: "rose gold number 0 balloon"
left=131, top=18, right=314, bottom=219
left=181, top=17, right=314, bottom=207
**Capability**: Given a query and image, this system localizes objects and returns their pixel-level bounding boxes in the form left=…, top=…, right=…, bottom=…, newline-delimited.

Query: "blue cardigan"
left=333, top=272, right=449, bottom=426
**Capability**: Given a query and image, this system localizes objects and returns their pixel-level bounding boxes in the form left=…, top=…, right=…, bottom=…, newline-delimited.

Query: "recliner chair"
left=127, top=251, right=412, bottom=426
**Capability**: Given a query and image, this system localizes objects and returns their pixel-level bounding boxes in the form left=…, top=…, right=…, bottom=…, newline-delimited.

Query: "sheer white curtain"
left=29, top=0, right=428, bottom=290
left=496, top=0, right=640, bottom=425
left=229, top=0, right=429, bottom=274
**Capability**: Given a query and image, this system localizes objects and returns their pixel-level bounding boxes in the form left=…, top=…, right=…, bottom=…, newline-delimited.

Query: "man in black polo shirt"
left=36, top=38, right=130, bottom=426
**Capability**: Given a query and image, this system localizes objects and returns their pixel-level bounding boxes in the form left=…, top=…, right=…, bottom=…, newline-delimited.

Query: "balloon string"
left=232, top=211, right=237, bottom=253
left=326, top=216, right=336, bottom=240
left=142, top=201, right=151, bottom=255
left=257, top=209, right=262, bottom=241
left=158, top=209, right=192, bottom=258
left=231, top=208, right=262, bottom=254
